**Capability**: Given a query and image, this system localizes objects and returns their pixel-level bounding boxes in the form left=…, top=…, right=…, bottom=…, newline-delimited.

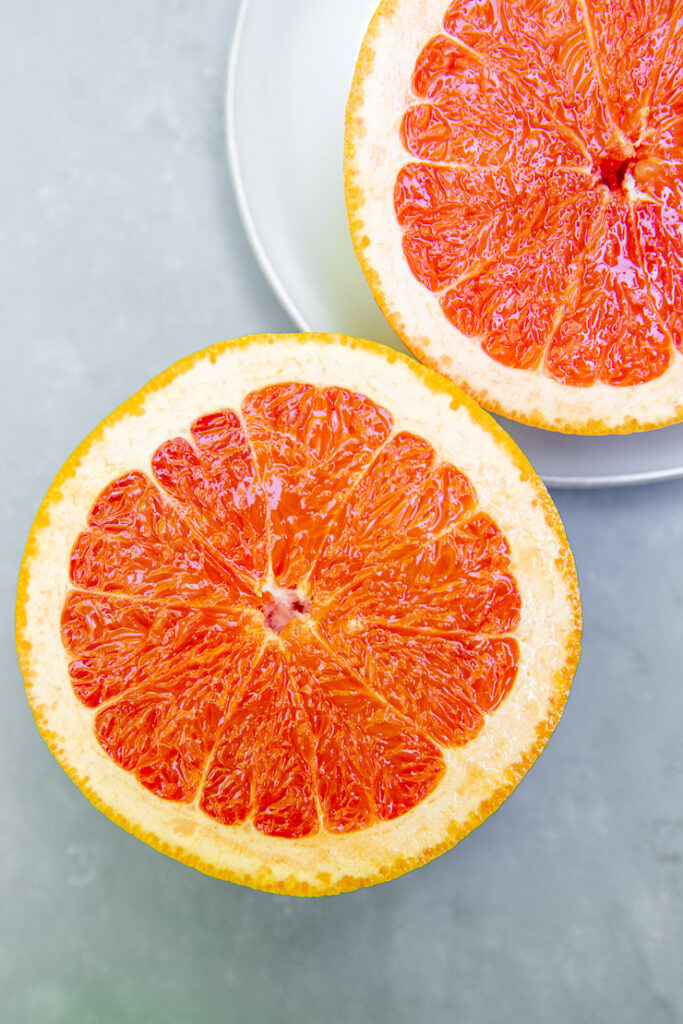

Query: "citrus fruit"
left=345, top=0, right=683, bottom=434
left=16, top=334, right=580, bottom=895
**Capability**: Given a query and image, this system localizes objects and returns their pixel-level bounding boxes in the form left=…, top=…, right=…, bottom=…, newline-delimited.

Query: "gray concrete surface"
left=2, top=2, right=682, bottom=1022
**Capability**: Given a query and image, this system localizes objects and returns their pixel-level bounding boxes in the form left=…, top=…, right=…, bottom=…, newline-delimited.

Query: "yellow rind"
left=16, top=332, right=581, bottom=896
left=344, top=0, right=683, bottom=435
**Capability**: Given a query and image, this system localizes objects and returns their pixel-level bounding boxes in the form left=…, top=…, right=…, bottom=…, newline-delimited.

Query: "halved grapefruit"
left=345, top=0, right=683, bottom=433
left=16, top=334, right=580, bottom=894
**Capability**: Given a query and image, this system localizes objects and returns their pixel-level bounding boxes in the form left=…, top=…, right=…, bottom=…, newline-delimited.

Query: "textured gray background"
left=2, top=2, right=682, bottom=1022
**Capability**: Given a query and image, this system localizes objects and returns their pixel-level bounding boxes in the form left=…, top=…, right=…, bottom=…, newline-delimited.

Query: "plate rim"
left=226, top=0, right=313, bottom=332
left=225, top=0, right=683, bottom=490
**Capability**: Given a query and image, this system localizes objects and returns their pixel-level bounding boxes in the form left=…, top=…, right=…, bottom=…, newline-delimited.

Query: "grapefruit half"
left=345, top=0, right=683, bottom=433
left=16, top=334, right=580, bottom=894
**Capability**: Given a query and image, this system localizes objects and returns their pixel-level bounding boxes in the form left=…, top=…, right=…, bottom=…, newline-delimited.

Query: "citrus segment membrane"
left=61, top=384, right=523, bottom=839
left=388, top=0, right=683, bottom=395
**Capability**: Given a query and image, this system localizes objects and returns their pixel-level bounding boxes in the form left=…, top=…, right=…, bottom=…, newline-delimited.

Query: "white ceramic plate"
left=226, top=0, right=683, bottom=488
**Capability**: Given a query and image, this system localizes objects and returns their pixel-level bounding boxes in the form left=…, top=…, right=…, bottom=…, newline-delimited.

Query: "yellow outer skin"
left=344, top=0, right=683, bottom=435
left=16, top=333, right=582, bottom=896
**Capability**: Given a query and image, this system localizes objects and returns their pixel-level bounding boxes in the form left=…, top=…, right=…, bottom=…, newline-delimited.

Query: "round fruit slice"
left=16, top=334, right=580, bottom=895
left=345, top=0, right=683, bottom=433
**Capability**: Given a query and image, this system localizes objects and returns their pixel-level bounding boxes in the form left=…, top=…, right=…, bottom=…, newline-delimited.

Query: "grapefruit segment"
left=404, top=37, right=588, bottom=174
left=649, top=103, right=683, bottom=163
left=402, top=102, right=463, bottom=164
left=397, top=168, right=509, bottom=293
left=65, top=599, right=261, bottom=801
left=632, top=167, right=683, bottom=351
left=200, top=644, right=318, bottom=838
left=151, top=411, right=268, bottom=583
left=310, top=427, right=520, bottom=636
left=94, top=671, right=232, bottom=803
left=441, top=0, right=616, bottom=155
left=320, top=622, right=518, bottom=748
left=586, top=0, right=677, bottom=136
left=397, top=164, right=592, bottom=295
left=17, top=334, right=581, bottom=894
left=241, top=384, right=393, bottom=588
left=61, top=594, right=254, bottom=709
left=288, top=631, right=445, bottom=832
left=319, top=516, right=521, bottom=636
left=546, top=196, right=672, bottom=385
left=440, top=190, right=604, bottom=370
left=69, top=472, right=252, bottom=608
left=310, top=431, right=475, bottom=592
left=641, top=4, right=683, bottom=159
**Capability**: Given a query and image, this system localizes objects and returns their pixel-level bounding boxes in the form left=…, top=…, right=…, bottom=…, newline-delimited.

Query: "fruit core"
left=598, top=153, right=634, bottom=192
left=262, top=585, right=312, bottom=634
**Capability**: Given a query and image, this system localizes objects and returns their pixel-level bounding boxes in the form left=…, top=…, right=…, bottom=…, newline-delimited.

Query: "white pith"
left=18, top=335, right=579, bottom=892
left=345, top=0, right=683, bottom=434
